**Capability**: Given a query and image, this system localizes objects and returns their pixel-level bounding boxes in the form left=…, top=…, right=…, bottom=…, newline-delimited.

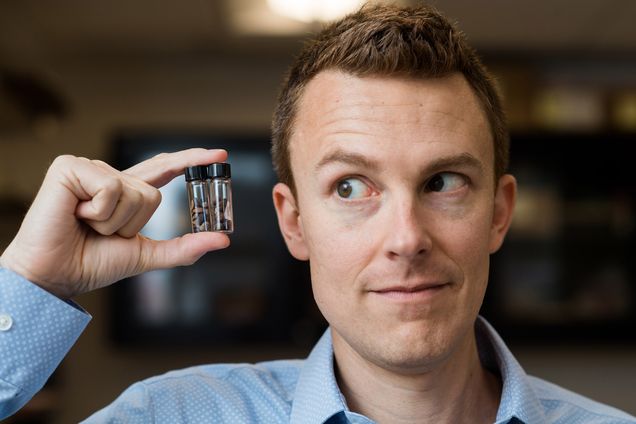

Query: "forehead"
left=290, top=70, right=493, bottom=174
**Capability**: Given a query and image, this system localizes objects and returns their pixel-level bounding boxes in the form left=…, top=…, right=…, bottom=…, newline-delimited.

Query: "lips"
left=372, top=282, right=448, bottom=293
left=369, top=281, right=450, bottom=302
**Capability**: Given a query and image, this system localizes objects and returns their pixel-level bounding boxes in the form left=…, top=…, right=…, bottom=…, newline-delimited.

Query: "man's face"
left=274, top=70, right=515, bottom=373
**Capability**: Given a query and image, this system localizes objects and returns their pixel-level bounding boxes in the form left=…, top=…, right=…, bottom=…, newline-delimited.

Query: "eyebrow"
left=315, top=149, right=380, bottom=172
left=315, top=149, right=484, bottom=176
left=424, top=152, right=484, bottom=176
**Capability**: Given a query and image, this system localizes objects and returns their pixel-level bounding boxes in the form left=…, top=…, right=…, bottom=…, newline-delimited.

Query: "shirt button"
left=0, top=314, right=13, bottom=331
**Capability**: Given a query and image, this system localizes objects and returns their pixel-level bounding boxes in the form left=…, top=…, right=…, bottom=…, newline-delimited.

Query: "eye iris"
left=429, top=175, right=445, bottom=192
left=337, top=180, right=353, bottom=198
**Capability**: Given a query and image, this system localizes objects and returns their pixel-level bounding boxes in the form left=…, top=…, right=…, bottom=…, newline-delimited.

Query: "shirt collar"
left=290, top=329, right=348, bottom=424
left=476, top=317, right=546, bottom=424
left=292, top=317, right=547, bottom=424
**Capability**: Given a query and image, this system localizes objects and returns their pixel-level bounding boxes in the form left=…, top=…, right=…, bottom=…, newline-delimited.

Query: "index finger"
left=123, top=148, right=228, bottom=188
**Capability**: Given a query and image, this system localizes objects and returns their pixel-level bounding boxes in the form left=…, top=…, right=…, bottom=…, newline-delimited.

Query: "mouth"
left=370, top=282, right=450, bottom=302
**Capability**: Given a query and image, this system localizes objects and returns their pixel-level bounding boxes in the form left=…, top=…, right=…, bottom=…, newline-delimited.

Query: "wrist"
left=0, top=249, right=34, bottom=283
left=0, top=248, right=67, bottom=299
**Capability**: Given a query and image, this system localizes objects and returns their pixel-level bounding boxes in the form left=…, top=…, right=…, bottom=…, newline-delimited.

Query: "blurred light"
left=266, top=0, right=365, bottom=23
left=613, top=92, right=636, bottom=131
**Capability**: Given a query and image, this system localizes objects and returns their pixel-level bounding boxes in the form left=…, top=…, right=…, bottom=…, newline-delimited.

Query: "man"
left=0, top=4, right=634, bottom=423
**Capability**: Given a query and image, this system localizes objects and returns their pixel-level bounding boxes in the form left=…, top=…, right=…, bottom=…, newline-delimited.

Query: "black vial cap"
left=207, top=162, right=231, bottom=178
left=184, top=165, right=207, bottom=182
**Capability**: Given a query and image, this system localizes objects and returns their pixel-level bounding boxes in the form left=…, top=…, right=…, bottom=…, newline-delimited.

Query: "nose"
left=382, top=195, right=432, bottom=260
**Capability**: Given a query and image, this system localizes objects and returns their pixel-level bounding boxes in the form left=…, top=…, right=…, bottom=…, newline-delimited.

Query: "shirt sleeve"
left=81, top=381, right=153, bottom=424
left=0, top=268, right=91, bottom=419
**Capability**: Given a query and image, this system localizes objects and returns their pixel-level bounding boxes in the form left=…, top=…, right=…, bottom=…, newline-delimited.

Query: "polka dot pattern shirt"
left=1, top=268, right=634, bottom=423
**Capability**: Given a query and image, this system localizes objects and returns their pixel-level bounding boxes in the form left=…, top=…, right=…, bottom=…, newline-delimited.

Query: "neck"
left=332, top=328, right=501, bottom=424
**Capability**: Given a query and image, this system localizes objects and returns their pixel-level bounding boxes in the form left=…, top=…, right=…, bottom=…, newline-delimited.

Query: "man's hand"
left=0, top=149, right=230, bottom=299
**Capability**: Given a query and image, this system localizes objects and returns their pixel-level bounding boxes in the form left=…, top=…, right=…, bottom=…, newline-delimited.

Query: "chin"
left=360, top=326, right=449, bottom=373
left=372, top=344, right=449, bottom=374
left=382, top=318, right=468, bottom=370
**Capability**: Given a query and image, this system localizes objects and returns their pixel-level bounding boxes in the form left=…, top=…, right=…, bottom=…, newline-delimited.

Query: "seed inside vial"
left=186, top=171, right=212, bottom=232
left=212, top=218, right=230, bottom=232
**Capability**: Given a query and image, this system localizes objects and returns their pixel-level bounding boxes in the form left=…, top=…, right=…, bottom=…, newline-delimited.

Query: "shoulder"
left=528, top=376, right=636, bottom=423
left=87, top=360, right=304, bottom=423
left=142, top=359, right=303, bottom=402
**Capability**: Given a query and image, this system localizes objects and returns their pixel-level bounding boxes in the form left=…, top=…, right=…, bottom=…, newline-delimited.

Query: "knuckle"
left=145, top=152, right=172, bottom=170
left=148, top=188, right=162, bottom=208
left=50, top=154, right=77, bottom=169
left=136, top=236, right=154, bottom=272
left=130, top=188, right=144, bottom=205
left=91, top=159, right=110, bottom=168
left=151, top=152, right=170, bottom=165
left=88, top=203, right=113, bottom=221
left=93, top=209, right=112, bottom=221
left=103, top=177, right=124, bottom=195
left=187, top=147, right=215, bottom=159
left=89, top=221, right=116, bottom=236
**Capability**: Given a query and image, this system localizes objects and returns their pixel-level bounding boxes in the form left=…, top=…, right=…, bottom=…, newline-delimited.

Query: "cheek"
left=306, top=222, right=372, bottom=283
left=303, top=197, right=375, bottom=261
left=437, top=205, right=493, bottom=289
left=301, top=206, right=376, bottom=301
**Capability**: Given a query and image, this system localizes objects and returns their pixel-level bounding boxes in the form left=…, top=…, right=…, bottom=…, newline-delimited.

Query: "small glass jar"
left=206, top=163, right=234, bottom=234
left=185, top=165, right=213, bottom=233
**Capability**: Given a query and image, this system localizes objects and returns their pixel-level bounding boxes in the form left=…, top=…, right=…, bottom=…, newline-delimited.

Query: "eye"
left=426, top=173, right=466, bottom=193
left=335, top=178, right=374, bottom=199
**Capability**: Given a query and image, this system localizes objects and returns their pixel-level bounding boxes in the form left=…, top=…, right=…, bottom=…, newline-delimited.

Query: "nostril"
left=383, top=199, right=432, bottom=258
left=385, top=236, right=431, bottom=260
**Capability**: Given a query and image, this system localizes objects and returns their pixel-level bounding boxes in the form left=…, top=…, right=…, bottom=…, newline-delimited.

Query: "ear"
left=272, top=182, right=309, bottom=260
left=489, top=174, right=517, bottom=253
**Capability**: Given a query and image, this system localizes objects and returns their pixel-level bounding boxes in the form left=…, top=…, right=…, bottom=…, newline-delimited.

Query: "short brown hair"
left=271, top=4, right=509, bottom=192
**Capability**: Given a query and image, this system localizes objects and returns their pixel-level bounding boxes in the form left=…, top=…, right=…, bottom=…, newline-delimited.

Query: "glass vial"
left=185, top=166, right=213, bottom=233
left=206, top=163, right=234, bottom=234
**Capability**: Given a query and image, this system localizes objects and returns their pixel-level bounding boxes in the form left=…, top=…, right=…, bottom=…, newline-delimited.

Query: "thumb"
left=136, top=232, right=230, bottom=273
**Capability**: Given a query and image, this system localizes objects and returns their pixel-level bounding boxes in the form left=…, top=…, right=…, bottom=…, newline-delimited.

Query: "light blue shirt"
left=1, top=268, right=634, bottom=423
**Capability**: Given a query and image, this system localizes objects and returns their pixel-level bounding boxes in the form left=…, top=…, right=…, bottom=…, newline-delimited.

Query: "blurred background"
left=1, top=0, right=634, bottom=422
